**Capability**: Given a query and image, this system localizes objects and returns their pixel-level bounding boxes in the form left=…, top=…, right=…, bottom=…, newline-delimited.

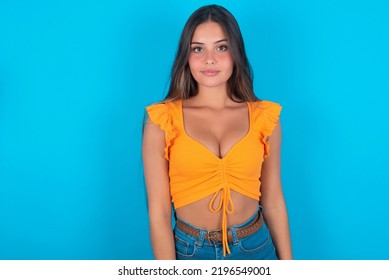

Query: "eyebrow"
left=190, top=39, right=228, bottom=45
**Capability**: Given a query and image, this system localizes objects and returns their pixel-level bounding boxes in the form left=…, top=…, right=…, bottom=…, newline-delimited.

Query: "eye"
left=192, top=46, right=203, bottom=53
left=217, top=45, right=228, bottom=52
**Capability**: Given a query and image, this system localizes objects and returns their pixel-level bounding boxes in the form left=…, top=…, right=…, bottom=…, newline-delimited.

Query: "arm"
left=142, top=117, right=176, bottom=259
left=260, top=120, right=293, bottom=260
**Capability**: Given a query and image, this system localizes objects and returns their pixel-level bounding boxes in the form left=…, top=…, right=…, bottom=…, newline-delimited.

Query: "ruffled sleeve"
left=146, top=103, right=177, bottom=161
left=253, top=101, right=282, bottom=158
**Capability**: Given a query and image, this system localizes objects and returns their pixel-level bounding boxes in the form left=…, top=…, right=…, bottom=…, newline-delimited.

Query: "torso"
left=176, top=191, right=259, bottom=229
left=175, top=98, right=259, bottom=229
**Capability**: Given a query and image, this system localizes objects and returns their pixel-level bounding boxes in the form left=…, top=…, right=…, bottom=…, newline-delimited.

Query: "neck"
left=194, top=85, right=232, bottom=108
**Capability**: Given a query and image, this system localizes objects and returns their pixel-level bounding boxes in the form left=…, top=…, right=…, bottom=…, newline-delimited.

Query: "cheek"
left=215, top=52, right=233, bottom=70
left=222, top=53, right=234, bottom=68
left=188, top=54, right=201, bottom=69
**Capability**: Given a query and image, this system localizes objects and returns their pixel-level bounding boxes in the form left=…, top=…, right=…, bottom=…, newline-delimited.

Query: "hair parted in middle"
left=164, top=4, right=258, bottom=103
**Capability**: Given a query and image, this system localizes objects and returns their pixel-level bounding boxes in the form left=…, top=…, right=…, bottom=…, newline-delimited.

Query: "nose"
left=204, top=52, right=215, bottom=65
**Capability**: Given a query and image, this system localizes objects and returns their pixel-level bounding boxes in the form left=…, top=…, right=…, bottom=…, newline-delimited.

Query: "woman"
left=142, top=4, right=292, bottom=260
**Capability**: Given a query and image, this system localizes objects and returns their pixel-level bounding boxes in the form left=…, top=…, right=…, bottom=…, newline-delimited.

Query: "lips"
left=201, top=70, right=219, bottom=76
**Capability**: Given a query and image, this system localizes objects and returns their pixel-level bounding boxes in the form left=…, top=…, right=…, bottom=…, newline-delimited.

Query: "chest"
left=182, top=106, right=250, bottom=159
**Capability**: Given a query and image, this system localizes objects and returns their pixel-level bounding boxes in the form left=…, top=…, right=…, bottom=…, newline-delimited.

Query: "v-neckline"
left=179, top=100, right=252, bottom=160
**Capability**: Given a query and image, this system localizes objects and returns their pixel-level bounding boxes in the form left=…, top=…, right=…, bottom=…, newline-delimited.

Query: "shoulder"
left=249, top=100, right=282, bottom=111
left=249, top=100, right=282, bottom=157
left=146, top=100, right=181, bottom=110
left=144, top=100, right=181, bottom=161
left=249, top=100, right=282, bottom=134
left=249, top=100, right=282, bottom=121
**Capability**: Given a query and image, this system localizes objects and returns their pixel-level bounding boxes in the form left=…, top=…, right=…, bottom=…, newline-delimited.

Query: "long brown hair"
left=164, top=4, right=258, bottom=103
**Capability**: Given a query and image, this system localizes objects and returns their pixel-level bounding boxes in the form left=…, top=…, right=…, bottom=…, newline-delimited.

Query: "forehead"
left=191, top=21, right=227, bottom=42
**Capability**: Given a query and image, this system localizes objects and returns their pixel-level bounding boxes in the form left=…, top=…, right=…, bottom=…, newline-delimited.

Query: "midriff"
left=175, top=190, right=259, bottom=229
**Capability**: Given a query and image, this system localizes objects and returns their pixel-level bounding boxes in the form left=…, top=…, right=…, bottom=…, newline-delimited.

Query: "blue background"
left=0, top=0, right=388, bottom=260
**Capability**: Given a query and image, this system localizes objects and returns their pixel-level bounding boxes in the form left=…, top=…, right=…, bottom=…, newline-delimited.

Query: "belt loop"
left=229, top=226, right=239, bottom=244
left=196, top=228, right=206, bottom=247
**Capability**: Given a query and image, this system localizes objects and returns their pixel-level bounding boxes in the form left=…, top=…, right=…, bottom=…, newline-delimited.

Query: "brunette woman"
left=142, top=4, right=292, bottom=260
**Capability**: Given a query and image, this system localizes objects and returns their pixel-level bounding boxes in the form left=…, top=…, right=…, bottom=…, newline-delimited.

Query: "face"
left=188, top=21, right=234, bottom=92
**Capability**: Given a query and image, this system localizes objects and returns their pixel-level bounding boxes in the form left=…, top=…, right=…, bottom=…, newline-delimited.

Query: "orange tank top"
left=146, top=99, right=282, bottom=256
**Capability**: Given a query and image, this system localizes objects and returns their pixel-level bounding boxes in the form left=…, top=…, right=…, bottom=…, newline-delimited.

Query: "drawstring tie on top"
left=209, top=185, right=235, bottom=256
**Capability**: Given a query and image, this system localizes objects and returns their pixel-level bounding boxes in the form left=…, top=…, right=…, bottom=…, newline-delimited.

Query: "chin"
left=197, top=80, right=229, bottom=89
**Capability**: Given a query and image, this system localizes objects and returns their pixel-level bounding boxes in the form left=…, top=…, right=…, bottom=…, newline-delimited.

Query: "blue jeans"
left=173, top=207, right=278, bottom=260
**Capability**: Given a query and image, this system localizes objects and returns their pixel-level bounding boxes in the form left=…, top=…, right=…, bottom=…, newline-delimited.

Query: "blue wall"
left=0, top=0, right=388, bottom=259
